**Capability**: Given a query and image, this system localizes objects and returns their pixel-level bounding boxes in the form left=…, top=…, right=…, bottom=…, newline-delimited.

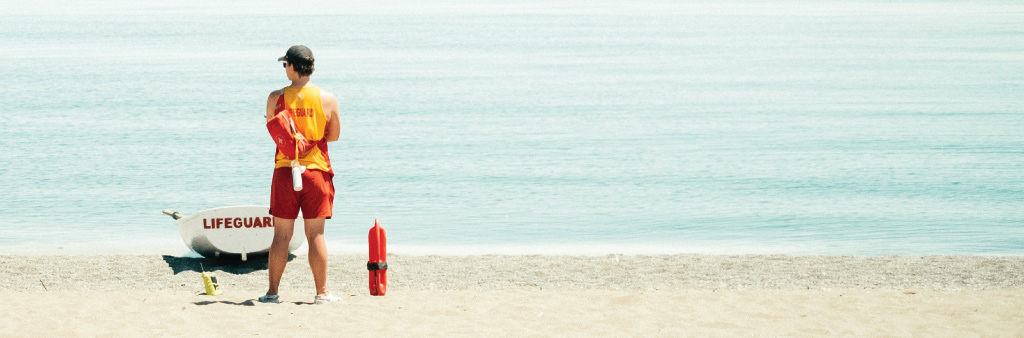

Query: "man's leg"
left=304, top=217, right=329, bottom=295
left=266, top=217, right=295, bottom=296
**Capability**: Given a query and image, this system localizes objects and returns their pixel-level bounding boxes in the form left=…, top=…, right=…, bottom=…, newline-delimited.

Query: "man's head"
left=278, top=45, right=315, bottom=77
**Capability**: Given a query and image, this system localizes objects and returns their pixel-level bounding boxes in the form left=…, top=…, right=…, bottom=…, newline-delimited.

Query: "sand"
left=2, top=254, right=1023, bottom=337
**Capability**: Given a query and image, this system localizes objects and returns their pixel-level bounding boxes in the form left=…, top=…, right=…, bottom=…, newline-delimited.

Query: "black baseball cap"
left=278, top=45, right=314, bottom=65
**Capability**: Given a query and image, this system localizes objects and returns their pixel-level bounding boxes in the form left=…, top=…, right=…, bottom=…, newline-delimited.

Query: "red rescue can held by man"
left=368, top=218, right=387, bottom=296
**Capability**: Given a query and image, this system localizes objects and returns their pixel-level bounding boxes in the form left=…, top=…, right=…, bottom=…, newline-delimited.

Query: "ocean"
left=1, top=0, right=1022, bottom=255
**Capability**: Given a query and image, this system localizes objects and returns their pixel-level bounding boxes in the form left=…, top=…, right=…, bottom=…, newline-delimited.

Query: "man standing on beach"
left=260, top=45, right=342, bottom=305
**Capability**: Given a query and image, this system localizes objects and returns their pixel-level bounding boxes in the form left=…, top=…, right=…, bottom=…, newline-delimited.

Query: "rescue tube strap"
left=367, top=262, right=388, bottom=271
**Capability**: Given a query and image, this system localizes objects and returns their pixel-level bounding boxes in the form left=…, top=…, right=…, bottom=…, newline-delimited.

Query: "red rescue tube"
left=368, top=218, right=387, bottom=296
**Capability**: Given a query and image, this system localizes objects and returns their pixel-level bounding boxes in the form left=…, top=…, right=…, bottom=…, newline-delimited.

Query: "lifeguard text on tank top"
left=274, top=86, right=332, bottom=173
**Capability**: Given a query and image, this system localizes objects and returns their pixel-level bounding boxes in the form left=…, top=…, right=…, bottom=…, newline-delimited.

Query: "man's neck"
left=289, top=77, right=311, bottom=88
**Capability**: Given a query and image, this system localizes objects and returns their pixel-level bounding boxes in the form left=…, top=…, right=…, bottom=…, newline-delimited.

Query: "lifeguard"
left=260, top=45, right=343, bottom=305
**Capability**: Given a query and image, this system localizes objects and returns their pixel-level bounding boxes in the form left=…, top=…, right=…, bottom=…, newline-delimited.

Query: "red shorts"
left=270, top=167, right=335, bottom=219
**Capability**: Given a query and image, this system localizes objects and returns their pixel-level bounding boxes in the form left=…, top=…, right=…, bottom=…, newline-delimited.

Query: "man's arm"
left=322, top=91, right=341, bottom=142
left=266, top=90, right=283, bottom=122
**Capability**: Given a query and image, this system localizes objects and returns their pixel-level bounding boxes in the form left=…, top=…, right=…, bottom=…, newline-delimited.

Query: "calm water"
left=1, top=0, right=1022, bottom=255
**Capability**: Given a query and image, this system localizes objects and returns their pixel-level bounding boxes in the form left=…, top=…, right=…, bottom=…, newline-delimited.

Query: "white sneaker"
left=258, top=294, right=281, bottom=303
left=313, top=293, right=340, bottom=305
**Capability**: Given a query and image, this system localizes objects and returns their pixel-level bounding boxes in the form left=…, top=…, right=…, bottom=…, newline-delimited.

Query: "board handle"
left=162, top=210, right=184, bottom=220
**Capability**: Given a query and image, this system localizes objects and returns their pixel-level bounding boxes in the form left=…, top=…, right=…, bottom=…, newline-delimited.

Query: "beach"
left=3, top=1, right=1022, bottom=336
left=2, top=254, right=1022, bottom=336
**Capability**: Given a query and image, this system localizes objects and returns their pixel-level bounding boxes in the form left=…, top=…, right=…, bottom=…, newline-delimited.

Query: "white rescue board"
left=165, top=206, right=305, bottom=261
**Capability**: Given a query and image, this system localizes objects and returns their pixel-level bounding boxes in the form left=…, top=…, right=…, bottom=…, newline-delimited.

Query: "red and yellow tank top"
left=274, top=85, right=332, bottom=173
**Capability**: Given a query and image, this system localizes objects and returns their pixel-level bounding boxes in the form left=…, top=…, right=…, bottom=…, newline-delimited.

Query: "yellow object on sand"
left=201, top=270, right=221, bottom=296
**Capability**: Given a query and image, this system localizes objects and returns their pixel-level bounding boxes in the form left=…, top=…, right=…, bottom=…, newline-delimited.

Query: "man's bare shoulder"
left=268, top=89, right=284, bottom=99
left=320, top=89, right=338, bottom=104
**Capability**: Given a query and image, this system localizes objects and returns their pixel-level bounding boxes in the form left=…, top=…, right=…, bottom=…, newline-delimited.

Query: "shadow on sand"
left=161, top=254, right=297, bottom=275
left=193, top=299, right=311, bottom=306
left=194, top=299, right=258, bottom=306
